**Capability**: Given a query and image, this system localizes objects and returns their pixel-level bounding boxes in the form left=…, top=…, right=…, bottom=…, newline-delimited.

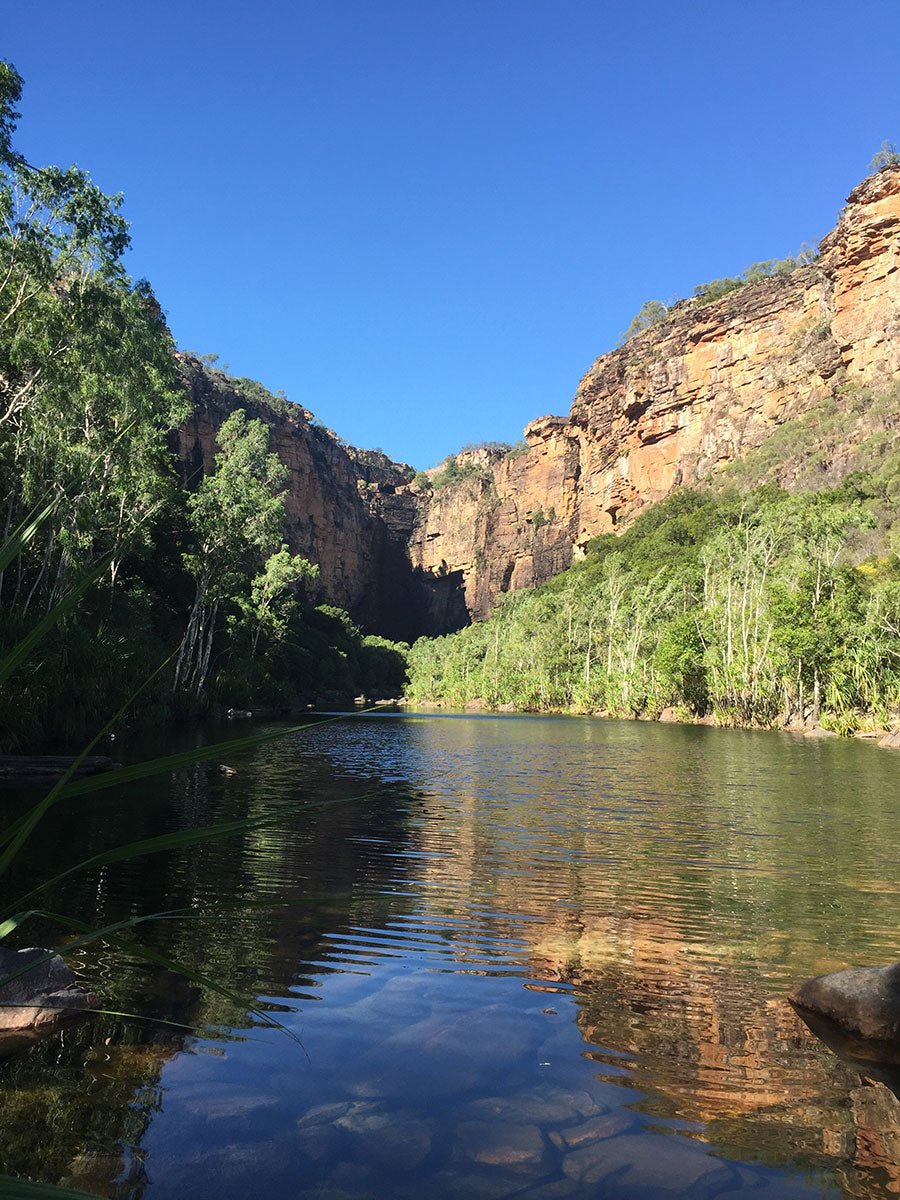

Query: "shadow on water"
left=0, top=712, right=898, bottom=1197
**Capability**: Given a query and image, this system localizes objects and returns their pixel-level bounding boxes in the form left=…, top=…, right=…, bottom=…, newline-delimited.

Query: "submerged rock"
left=790, top=963, right=900, bottom=1051
left=0, top=947, right=98, bottom=1042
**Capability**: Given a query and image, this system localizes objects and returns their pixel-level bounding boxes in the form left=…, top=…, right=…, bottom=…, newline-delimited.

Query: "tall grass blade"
left=0, top=501, right=57, bottom=578
left=0, top=559, right=109, bottom=689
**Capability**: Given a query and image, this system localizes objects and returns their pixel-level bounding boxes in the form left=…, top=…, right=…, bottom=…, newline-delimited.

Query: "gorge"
left=177, top=165, right=900, bottom=637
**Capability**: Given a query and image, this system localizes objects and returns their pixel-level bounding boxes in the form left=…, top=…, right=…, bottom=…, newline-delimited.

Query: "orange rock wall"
left=410, top=168, right=900, bottom=619
left=175, top=361, right=431, bottom=640
left=175, top=170, right=899, bottom=632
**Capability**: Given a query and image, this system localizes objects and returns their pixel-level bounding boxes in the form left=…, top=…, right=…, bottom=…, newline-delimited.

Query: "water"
left=1, top=712, right=898, bottom=1198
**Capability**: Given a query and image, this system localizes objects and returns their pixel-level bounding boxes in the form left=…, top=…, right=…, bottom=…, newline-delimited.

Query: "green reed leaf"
left=0, top=501, right=57, bottom=578
left=0, top=559, right=109, bottom=689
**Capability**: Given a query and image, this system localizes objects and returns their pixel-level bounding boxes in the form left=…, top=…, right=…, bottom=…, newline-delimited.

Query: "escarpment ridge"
left=411, top=166, right=900, bottom=620
left=179, top=167, right=900, bottom=634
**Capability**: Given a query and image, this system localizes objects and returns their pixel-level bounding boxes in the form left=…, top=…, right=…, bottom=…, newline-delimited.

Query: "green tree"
left=174, top=409, right=296, bottom=698
left=243, top=545, right=318, bottom=656
left=621, top=299, right=668, bottom=343
left=0, top=59, right=184, bottom=615
left=869, top=141, right=900, bottom=172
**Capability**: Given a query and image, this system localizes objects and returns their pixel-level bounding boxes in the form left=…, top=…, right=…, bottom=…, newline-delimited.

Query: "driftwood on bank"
left=0, top=755, right=118, bottom=787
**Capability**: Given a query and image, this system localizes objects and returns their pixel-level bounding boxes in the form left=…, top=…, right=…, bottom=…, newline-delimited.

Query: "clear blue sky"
left=5, top=2, right=899, bottom=467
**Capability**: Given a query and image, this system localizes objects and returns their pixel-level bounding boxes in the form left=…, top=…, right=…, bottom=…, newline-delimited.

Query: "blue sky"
left=5, top=1, right=899, bottom=467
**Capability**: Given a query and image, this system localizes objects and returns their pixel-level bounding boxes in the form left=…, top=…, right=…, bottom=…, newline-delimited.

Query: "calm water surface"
left=1, top=713, right=899, bottom=1198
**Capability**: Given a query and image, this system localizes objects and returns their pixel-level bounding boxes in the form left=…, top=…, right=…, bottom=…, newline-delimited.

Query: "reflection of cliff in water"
left=527, top=915, right=900, bottom=1197
left=394, top=718, right=900, bottom=1197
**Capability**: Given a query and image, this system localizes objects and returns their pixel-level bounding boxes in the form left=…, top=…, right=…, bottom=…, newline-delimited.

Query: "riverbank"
left=399, top=696, right=900, bottom=749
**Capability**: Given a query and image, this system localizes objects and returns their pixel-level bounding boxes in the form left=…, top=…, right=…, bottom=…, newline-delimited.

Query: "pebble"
left=296, top=1101, right=352, bottom=1130
left=456, top=1086, right=605, bottom=1126
left=178, top=1086, right=280, bottom=1120
left=336, top=1102, right=433, bottom=1170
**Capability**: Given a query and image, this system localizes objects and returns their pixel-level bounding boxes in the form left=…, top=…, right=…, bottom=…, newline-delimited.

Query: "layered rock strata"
left=176, top=168, right=899, bottom=632
left=174, top=362, right=451, bottom=640
left=410, top=167, right=900, bottom=619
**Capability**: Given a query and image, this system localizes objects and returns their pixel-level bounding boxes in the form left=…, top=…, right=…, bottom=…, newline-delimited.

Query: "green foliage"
left=505, top=440, right=529, bottom=459
left=408, top=480, right=900, bottom=729
left=457, top=440, right=511, bottom=455
left=869, top=140, right=900, bottom=172
left=174, top=409, right=291, bottom=699
left=0, top=59, right=189, bottom=746
left=431, top=455, right=460, bottom=487
left=693, top=251, right=816, bottom=307
left=224, top=375, right=293, bottom=416
left=621, top=299, right=668, bottom=343
left=430, top=454, right=491, bottom=490
left=0, top=60, right=24, bottom=167
left=0, top=62, right=407, bottom=747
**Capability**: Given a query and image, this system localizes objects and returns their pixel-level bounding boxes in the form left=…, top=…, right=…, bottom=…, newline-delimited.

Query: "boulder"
left=0, top=947, right=98, bottom=1038
left=878, top=728, right=900, bottom=749
left=790, top=964, right=900, bottom=1050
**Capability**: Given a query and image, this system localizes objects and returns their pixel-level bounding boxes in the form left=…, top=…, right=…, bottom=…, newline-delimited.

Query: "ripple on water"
left=2, top=712, right=897, bottom=1198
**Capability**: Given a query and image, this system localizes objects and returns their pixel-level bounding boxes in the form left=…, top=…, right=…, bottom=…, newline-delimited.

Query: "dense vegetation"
left=0, top=63, right=406, bottom=751
left=407, top=471, right=900, bottom=731
left=621, top=250, right=817, bottom=343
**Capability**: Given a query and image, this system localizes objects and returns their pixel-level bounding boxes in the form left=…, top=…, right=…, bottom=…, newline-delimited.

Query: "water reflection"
left=0, top=714, right=897, bottom=1197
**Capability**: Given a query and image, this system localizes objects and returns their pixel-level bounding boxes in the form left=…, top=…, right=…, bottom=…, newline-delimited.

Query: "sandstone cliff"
left=176, top=168, right=899, bottom=635
left=410, top=166, right=900, bottom=619
left=175, top=362, right=435, bottom=640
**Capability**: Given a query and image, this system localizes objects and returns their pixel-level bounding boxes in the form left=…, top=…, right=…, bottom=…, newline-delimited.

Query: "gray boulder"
left=790, top=963, right=900, bottom=1047
left=0, top=947, right=98, bottom=1036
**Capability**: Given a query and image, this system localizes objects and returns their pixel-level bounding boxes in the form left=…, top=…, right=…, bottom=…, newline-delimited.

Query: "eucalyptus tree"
left=174, top=409, right=316, bottom=700
left=0, top=59, right=185, bottom=617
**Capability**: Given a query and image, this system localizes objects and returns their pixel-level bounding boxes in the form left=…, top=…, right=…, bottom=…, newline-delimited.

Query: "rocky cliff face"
left=175, top=362, right=431, bottom=640
left=410, top=166, right=900, bottom=619
left=176, top=168, right=899, bottom=634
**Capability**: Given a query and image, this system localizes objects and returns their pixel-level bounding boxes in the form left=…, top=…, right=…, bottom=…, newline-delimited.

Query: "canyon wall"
left=177, top=167, right=899, bottom=634
left=410, top=166, right=900, bottom=619
left=175, top=364, right=443, bottom=641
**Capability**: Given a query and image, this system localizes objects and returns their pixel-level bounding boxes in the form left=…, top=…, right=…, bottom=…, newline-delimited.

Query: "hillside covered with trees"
left=407, top=439, right=900, bottom=731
